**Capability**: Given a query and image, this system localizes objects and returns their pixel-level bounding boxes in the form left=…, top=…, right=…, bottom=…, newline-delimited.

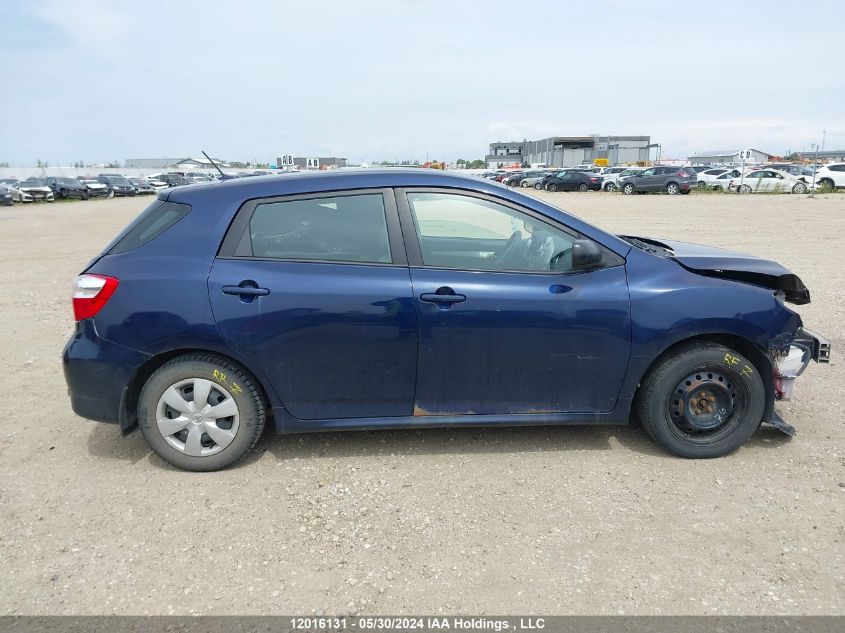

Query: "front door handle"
left=222, top=282, right=270, bottom=298
left=420, top=289, right=466, bottom=304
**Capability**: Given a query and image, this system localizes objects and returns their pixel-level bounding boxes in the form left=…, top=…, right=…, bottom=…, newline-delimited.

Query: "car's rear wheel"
left=534, top=182, right=543, bottom=190
left=622, top=183, right=635, bottom=195
left=520, top=181, right=529, bottom=188
left=605, top=182, right=617, bottom=192
left=578, top=183, right=588, bottom=192
left=697, top=181, right=706, bottom=190
left=666, top=182, right=680, bottom=195
left=636, top=342, right=766, bottom=458
left=792, top=182, right=807, bottom=194
left=138, top=353, right=265, bottom=471
left=818, top=178, right=835, bottom=191
left=548, top=183, right=558, bottom=192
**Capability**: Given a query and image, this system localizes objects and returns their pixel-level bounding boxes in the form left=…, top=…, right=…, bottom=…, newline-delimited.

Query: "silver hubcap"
left=155, top=378, right=239, bottom=457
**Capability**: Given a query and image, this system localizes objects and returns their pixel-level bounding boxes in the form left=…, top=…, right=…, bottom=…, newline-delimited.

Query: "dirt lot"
left=0, top=190, right=842, bottom=615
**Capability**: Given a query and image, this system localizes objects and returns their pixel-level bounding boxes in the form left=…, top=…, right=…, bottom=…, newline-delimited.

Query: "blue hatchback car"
left=63, top=170, right=830, bottom=470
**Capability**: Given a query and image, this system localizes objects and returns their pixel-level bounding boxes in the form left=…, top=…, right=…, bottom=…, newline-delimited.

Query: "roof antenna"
left=202, top=150, right=226, bottom=179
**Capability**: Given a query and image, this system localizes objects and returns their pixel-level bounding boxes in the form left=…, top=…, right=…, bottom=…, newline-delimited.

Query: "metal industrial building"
left=688, top=149, right=772, bottom=166
left=487, top=135, right=652, bottom=169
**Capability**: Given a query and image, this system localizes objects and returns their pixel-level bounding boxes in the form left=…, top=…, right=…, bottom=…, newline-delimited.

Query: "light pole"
left=810, top=143, right=819, bottom=198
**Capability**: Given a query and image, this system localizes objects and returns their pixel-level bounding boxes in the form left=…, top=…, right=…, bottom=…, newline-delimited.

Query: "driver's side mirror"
left=572, top=239, right=603, bottom=269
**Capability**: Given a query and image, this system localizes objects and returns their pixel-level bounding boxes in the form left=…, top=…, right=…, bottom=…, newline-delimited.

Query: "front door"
left=209, top=189, right=417, bottom=421
left=398, top=189, right=631, bottom=415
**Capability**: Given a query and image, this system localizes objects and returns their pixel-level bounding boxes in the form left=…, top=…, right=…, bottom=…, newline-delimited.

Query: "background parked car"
left=76, top=178, right=109, bottom=198
left=128, top=178, right=157, bottom=195
left=709, top=169, right=744, bottom=191
left=812, top=163, right=845, bottom=190
left=11, top=178, right=55, bottom=203
left=621, top=166, right=696, bottom=195
left=544, top=171, right=602, bottom=192
left=97, top=175, right=137, bottom=197
left=502, top=172, right=527, bottom=187
left=729, top=169, right=811, bottom=194
left=521, top=171, right=555, bottom=189
left=604, top=167, right=643, bottom=191
left=697, top=168, right=743, bottom=190
left=46, top=176, right=90, bottom=200
left=0, top=184, right=12, bottom=206
left=147, top=173, right=189, bottom=187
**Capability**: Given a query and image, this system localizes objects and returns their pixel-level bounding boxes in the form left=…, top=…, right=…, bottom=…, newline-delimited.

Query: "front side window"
left=243, top=193, right=392, bottom=264
left=640, top=168, right=655, bottom=176
left=406, top=192, right=578, bottom=273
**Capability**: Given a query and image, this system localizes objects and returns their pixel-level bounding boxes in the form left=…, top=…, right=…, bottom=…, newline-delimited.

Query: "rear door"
left=209, top=189, right=417, bottom=421
left=397, top=188, right=631, bottom=415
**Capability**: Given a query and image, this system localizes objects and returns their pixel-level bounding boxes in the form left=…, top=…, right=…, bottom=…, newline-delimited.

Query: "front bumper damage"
left=763, top=327, right=830, bottom=436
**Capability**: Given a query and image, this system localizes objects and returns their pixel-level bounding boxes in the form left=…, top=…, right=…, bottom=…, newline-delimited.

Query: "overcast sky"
left=2, top=0, right=842, bottom=166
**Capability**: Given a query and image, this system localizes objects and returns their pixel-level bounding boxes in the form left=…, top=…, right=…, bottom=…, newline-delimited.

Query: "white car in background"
left=145, top=177, right=168, bottom=190
left=728, top=169, right=812, bottom=194
left=10, top=178, right=55, bottom=203
left=708, top=169, right=745, bottom=190
left=813, top=163, right=845, bottom=190
left=697, top=168, right=743, bottom=190
left=599, top=166, right=627, bottom=190
left=696, top=168, right=736, bottom=189
left=607, top=167, right=644, bottom=191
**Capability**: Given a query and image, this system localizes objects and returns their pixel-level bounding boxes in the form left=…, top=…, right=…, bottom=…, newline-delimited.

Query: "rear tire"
left=636, top=342, right=766, bottom=458
left=605, top=182, right=617, bottom=192
left=578, top=183, right=588, bottom=192
left=534, top=182, right=543, bottom=190
left=138, top=353, right=266, bottom=471
left=818, top=178, right=835, bottom=191
left=666, top=182, right=680, bottom=195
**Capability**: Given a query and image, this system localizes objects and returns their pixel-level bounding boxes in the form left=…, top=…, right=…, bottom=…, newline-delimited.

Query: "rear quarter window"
left=108, top=200, right=192, bottom=254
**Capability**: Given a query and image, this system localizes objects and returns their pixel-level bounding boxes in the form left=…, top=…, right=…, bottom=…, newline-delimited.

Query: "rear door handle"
left=223, top=283, right=270, bottom=297
left=420, top=292, right=466, bottom=304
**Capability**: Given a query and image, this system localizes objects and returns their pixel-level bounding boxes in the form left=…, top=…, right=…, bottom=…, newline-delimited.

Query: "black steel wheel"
left=636, top=342, right=766, bottom=458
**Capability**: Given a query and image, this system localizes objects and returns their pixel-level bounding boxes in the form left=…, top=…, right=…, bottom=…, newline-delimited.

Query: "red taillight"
left=590, top=177, right=598, bottom=182
left=676, top=171, right=686, bottom=177
left=72, top=274, right=119, bottom=321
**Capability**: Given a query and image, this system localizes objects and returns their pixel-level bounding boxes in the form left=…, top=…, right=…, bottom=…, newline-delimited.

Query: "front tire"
left=818, top=178, right=835, bottom=191
left=792, top=182, right=807, bottom=194
left=636, top=342, right=766, bottom=458
left=534, top=182, right=543, bottom=190
left=739, top=184, right=752, bottom=194
left=548, top=183, right=558, bottom=192
left=138, top=353, right=266, bottom=471
left=605, top=182, right=617, bottom=192
left=622, top=183, right=635, bottom=195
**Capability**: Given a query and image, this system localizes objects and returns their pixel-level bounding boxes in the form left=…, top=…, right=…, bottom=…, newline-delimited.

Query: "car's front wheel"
left=739, top=184, right=752, bottom=194
left=622, top=183, right=635, bottom=195
left=818, top=178, right=835, bottom=190
left=792, top=182, right=807, bottom=194
left=548, top=183, right=558, bottom=192
left=534, top=182, right=543, bottom=190
left=636, top=342, right=766, bottom=458
left=605, top=182, right=616, bottom=192
left=138, top=353, right=266, bottom=471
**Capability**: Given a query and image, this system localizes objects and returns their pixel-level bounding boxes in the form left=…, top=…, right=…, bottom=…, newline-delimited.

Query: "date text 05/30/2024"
left=289, top=617, right=546, bottom=631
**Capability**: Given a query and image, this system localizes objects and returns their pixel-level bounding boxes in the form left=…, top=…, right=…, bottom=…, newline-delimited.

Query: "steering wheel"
left=550, top=247, right=572, bottom=271
left=495, top=231, right=523, bottom=269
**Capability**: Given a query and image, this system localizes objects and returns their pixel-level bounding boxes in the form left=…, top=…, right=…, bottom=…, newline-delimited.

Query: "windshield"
left=57, top=178, right=77, bottom=184
left=110, top=178, right=131, bottom=185
left=23, top=179, right=46, bottom=186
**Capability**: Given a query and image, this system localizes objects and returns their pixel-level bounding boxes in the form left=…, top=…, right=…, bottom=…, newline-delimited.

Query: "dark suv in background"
left=46, top=176, right=90, bottom=200
left=97, top=175, right=137, bottom=197
left=621, top=166, right=696, bottom=195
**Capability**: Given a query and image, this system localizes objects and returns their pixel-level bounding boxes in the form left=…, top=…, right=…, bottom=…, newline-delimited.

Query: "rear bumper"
left=63, top=320, right=150, bottom=424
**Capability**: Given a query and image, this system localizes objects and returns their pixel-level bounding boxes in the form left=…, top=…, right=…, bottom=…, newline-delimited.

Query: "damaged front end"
left=764, top=328, right=831, bottom=436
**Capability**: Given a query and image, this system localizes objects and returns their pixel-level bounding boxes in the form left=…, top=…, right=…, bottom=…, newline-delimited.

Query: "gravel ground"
left=0, top=190, right=842, bottom=615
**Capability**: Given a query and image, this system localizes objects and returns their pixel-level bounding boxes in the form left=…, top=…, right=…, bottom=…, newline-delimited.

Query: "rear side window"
left=109, top=200, right=192, bottom=254
left=236, top=193, right=392, bottom=264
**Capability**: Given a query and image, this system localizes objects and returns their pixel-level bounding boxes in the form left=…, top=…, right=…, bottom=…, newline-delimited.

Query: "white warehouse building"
left=688, top=149, right=772, bottom=166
